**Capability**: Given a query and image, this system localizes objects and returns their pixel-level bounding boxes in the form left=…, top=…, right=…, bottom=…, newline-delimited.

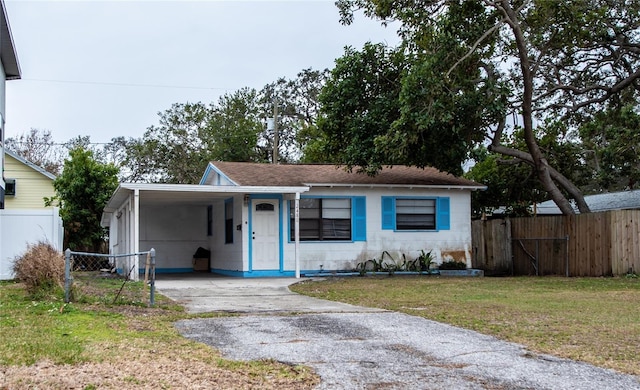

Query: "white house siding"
left=207, top=195, right=246, bottom=274
left=0, top=64, right=5, bottom=274
left=0, top=62, right=10, bottom=258
left=0, top=62, right=5, bottom=115
left=139, top=204, right=209, bottom=272
left=0, top=208, right=64, bottom=279
left=108, top=199, right=132, bottom=258
left=3, top=153, right=56, bottom=209
left=281, top=187, right=472, bottom=273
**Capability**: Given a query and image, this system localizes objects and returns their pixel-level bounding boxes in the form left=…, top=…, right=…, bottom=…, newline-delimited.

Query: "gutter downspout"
left=295, top=192, right=300, bottom=278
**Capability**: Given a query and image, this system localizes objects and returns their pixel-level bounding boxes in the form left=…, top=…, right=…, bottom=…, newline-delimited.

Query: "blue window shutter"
left=352, top=197, right=366, bottom=241
left=437, top=197, right=450, bottom=230
left=381, top=196, right=395, bottom=230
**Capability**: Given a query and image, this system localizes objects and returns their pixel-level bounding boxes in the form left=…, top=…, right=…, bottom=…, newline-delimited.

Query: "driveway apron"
left=156, top=275, right=640, bottom=390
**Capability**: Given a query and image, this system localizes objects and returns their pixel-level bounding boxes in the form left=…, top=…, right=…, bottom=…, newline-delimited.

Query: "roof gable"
left=4, top=149, right=56, bottom=180
left=1, top=1, right=20, bottom=80
left=202, top=161, right=484, bottom=189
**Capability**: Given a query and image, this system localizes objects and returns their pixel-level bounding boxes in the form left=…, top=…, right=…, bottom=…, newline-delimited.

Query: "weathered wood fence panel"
left=472, top=210, right=640, bottom=276
left=610, top=210, right=640, bottom=275
left=510, top=216, right=568, bottom=276
left=567, top=212, right=612, bottom=276
left=471, top=219, right=511, bottom=275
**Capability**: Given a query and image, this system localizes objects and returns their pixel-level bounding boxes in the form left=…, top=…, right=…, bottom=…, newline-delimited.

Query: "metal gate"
left=64, top=248, right=157, bottom=305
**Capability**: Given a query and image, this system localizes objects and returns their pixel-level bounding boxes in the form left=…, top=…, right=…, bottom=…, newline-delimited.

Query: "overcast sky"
left=4, top=0, right=400, bottom=145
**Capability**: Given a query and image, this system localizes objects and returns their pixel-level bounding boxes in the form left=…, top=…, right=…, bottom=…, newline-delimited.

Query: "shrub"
left=12, top=241, right=65, bottom=295
left=438, top=260, right=467, bottom=270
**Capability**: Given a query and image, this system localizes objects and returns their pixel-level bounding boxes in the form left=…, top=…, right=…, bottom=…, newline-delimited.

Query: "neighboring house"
left=0, top=0, right=24, bottom=280
left=102, top=162, right=485, bottom=278
left=535, top=190, right=640, bottom=215
left=0, top=0, right=20, bottom=209
left=3, top=149, right=56, bottom=208
left=0, top=150, right=64, bottom=280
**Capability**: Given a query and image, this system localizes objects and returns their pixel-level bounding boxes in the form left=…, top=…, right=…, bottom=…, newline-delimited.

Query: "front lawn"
left=0, top=280, right=318, bottom=389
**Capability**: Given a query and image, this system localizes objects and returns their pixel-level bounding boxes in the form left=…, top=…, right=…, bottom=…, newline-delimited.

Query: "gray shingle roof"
left=211, top=161, right=484, bottom=188
left=536, top=190, right=640, bottom=214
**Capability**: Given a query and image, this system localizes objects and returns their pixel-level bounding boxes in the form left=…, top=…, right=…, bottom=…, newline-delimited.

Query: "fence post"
left=565, top=235, right=570, bottom=277
left=149, top=248, right=156, bottom=307
left=64, top=248, right=71, bottom=303
left=535, top=240, right=539, bottom=276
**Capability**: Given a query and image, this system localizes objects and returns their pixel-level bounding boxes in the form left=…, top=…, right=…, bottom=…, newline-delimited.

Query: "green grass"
left=290, top=276, right=640, bottom=376
left=0, top=279, right=318, bottom=388
left=0, top=280, right=156, bottom=366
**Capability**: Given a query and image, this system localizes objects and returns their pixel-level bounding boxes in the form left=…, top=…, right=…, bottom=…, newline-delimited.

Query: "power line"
left=7, top=140, right=116, bottom=146
left=21, top=78, right=233, bottom=91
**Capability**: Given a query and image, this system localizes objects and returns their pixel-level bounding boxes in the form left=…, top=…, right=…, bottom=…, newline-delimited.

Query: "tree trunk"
left=489, top=144, right=591, bottom=213
left=498, top=0, right=580, bottom=215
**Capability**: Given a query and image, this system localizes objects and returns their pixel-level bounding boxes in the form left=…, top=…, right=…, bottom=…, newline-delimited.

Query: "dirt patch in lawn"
left=1, top=327, right=319, bottom=390
left=1, top=355, right=317, bottom=390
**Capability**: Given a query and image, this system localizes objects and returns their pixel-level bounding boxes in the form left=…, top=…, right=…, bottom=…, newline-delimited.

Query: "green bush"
left=438, top=260, right=467, bottom=270
left=12, top=241, right=65, bottom=296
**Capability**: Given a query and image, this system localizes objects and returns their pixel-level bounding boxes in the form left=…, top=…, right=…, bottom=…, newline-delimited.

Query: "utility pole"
left=273, top=96, right=278, bottom=164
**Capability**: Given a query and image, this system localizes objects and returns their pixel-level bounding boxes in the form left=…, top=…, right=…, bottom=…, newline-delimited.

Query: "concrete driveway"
left=154, top=273, right=382, bottom=314
left=157, top=275, right=640, bottom=389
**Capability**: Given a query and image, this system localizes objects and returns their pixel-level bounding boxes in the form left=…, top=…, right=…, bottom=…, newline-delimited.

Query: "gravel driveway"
left=159, top=276, right=640, bottom=389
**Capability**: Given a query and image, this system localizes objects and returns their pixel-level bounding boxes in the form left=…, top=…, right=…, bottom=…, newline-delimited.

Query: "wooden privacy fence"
left=472, top=210, right=640, bottom=276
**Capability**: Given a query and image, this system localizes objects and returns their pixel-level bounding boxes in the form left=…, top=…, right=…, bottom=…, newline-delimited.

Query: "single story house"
left=101, top=162, right=485, bottom=278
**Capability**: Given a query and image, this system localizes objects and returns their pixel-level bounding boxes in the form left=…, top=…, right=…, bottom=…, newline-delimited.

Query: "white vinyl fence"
left=0, top=207, right=64, bottom=280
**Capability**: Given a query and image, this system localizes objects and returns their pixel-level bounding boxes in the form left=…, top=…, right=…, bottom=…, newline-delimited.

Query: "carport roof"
left=101, top=182, right=310, bottom=227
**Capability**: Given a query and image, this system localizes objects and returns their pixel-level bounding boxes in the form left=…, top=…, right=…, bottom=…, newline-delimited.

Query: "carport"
left=101, top=183, right=309, bottom=280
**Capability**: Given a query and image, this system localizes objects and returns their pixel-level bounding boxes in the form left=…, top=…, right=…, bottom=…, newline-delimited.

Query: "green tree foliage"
left=315, top=43, right=406, bottom=173
left=121, top=102, right=214, bottom=184
left=579, top=102, right=640, bottom=191
left=262, top=68, right=328, bottom=163
left=119, top=69, right=327, bottom=183
left=208, top=88, right=264, bottom=163
left=45, top=147, right=119, bottom=252
left=336, top=0, right=640, bottom=214
left=466, top=122, right=588, bottom=216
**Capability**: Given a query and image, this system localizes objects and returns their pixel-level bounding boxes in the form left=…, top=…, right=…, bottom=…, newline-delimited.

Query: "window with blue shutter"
left=289, top=197, right=355, bottom=241
left=382, top=196, right=451, bottom=231
left=352, top=196, right=366, bottom=241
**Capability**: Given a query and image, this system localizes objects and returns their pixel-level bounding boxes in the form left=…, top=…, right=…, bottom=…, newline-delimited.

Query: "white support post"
left=133, top=188, right=140, bottom=281
left=295, top=192, right=300, bottom=278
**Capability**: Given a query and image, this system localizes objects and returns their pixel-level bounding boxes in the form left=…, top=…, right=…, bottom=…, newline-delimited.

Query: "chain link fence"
left=64, top=249, right=156, bottom=306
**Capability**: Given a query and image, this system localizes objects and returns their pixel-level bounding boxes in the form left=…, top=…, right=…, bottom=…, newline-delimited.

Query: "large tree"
left=46, top=147, right=119, bottom=252
left=579, top=100, right=640, bottom=191
left=336, top=0, right=640, bottom=214
left=466, top=121, right=589, bottom=216
left=120, top=70, right=328, bottom=183
left=314, top=43, right=407, bottom=173
left=124, top=102, right=214, bottom=184
left=261, top=68, right=328, bottom=163
left=5, top=129, right=64, bottom=175
left=208, top=88, right=264, bottom=163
